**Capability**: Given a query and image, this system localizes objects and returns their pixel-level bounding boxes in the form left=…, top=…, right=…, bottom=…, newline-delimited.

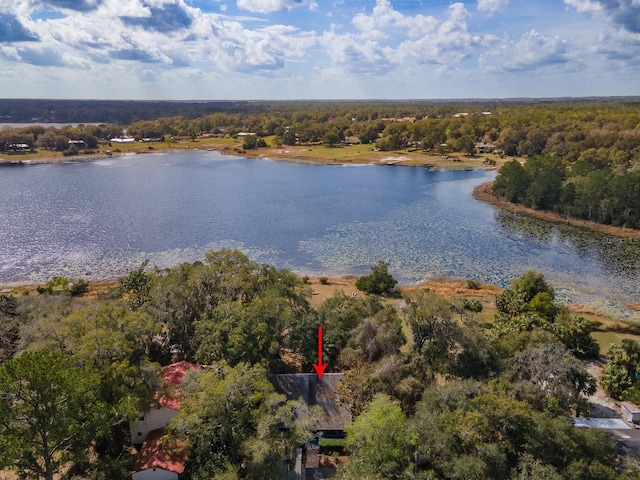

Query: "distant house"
left=132, top=429, right=187, bottom=480
left=475, top=143, right=496, bottom=154
left=111, top=137, right=135, bottom=143
left=68, top=140, right=85, bottom=146
left=130, top=361, right=196, bottom=445
left=9, top=143, right=30, bottom=150
left=622, top=402, right=640, bottom=424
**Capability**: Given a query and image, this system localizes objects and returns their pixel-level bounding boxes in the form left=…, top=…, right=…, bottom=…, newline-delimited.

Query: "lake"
left=1, top=150, right=638, bottom=320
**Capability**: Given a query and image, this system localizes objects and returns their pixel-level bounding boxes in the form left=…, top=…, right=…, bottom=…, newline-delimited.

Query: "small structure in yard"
left=621, top=402, right=640, bottom=424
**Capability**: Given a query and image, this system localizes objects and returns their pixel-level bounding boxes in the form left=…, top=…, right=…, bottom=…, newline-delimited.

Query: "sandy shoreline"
left=473, top=181, right=640, bottom=240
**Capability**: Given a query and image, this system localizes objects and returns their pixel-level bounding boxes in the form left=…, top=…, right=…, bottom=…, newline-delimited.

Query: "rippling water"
left=1, top=150, right=638, bottom=319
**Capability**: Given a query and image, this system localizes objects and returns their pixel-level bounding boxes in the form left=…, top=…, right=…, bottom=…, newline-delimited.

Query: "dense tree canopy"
left=0, top=256, right=636, bottom=479
left=0, top=351, right=112, bottom=480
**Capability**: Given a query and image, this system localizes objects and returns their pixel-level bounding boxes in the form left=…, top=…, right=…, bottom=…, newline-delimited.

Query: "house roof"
left=269, top=373, right=351, bottom=431
left=133, top=428, right=187, bottom=474
left=158, top=361, right=197, bottom=410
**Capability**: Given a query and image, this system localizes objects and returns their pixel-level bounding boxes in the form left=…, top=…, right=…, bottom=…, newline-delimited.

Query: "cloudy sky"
left=0, top=0, right=638, bottom=99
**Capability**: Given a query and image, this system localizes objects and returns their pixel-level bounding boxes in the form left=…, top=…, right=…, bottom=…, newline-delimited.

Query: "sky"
left=0, top=0, right=638, bottom=100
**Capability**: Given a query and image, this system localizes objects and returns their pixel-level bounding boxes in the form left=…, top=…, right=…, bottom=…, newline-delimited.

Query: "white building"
left=131, top=361, right=196, bottom=480
left=621, top=402, right=640, bottom=424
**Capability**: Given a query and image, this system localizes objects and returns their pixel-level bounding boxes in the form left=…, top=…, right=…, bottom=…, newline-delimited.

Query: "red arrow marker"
left=312, top=326, right=328, bottom=380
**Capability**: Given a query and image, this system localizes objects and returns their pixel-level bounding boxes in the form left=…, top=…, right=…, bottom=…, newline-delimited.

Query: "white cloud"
left=565, top=0, right=640, bottom=33
left=480, top=30, right=570, bottom=72
left=320, top=27, right=394, bottom=75
left=477, top=0, right=509, bottom=15
left=0, top=0, right=317, bottom=77
left=396, top=3, right=479, bottom=65
left=236, top=0, right=317, bottom=14
left=321, top=1, right=478, bottom=75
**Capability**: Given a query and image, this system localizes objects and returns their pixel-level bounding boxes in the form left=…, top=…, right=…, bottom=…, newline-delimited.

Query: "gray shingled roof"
left=269, top=373, right=351, bottom=431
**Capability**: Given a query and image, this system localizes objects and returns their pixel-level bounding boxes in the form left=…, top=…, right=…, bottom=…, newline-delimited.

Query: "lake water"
left=1, top=150, right=639, bottom=320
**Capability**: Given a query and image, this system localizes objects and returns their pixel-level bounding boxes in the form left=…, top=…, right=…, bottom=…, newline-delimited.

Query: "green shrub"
left=319, top=276, right=329, bottom=285
left=37, top=277, right=71, bottom=295
left=355, top=261, right=397, bottom=295
left=70, top=279, right=89, bottom=297
left=466, top=279, right=481, bottom=290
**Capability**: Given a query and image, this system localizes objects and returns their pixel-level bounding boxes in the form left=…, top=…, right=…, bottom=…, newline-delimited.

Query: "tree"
left=355, top=260, right=397, bottom=295
left=170, top=363, right=319, bottom=479
left=339, top=394, right=414, bottom=480
left=556, top=314, right=599, bottom=358
left=493, top=160, right=529, bottom=203
left=0, top=350, right=112, bottom=480
left=509, top=343, right=596, bottom=415
left=0, top=295, right=19, bottom=361
left=404, top=290, right=454, bottom=352
left=523, top=155, right=566, bottom=210
left=323, top=129, right=341, bottom=147
left=119, top=267, right=153, bottom=309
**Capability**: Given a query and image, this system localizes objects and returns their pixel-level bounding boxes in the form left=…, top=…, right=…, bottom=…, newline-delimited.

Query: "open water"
left=1, top=150, right=638, bottom=319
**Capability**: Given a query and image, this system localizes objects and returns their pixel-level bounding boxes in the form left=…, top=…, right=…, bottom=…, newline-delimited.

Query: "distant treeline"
left=2, top=98, right=640, bottom=157
left=0, top=99, right=274, bottom=124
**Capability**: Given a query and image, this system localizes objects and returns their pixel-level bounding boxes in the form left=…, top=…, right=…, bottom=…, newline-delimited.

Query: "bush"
left=70, top=279, right=89, bottom=297
left=319, top=276, right=329, bottom=285
left=466, top=279, right=481, bottom=290
left=355, top=261, right=397, bottom=295
left=37, top=277, right=71, bottom=295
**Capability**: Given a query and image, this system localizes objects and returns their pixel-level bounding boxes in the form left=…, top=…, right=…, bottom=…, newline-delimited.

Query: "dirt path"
left=584, top=359, right=620, bottom=418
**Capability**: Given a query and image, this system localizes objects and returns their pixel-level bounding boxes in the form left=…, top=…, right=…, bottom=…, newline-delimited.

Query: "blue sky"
left=0, top=0, right=638, bottom=99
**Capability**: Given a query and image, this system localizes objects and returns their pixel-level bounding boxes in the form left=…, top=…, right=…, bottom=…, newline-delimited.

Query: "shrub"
left=319, top=276, right=329, bottom=285
left=70, top=279, right=89, bottom=297
left=466, top=279, right=481, bottom=290
left=355, top=261, right=397, bottom=295
left=37, top=277, right=71, bottom=295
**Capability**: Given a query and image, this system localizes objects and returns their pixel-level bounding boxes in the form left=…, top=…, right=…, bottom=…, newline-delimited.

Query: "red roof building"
left=132, top=428, right=187, bottom=480
left=130, top=361, right=197, bottom=445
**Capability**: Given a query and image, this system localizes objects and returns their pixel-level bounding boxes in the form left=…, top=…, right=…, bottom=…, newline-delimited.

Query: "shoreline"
left=0, top=140, right=504, bottom=171
left=472, top=181, right=640, bottom=240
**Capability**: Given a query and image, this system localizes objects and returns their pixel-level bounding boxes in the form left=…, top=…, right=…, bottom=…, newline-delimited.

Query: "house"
left=621, top=402, right=640, bottom=424
left=130, top=361, right=196, bottom=445
left=475, top=143, right=496, bottom=154
left=130, top=362, right=196, bottom=479
left=269, top=373, right=351, bottom=480
left=132, top=429, right=187, bottom=480
left=111, top=137, right=135, bottom=143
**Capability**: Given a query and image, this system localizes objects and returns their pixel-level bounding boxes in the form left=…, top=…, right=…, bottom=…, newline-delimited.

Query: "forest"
left=1, top=250, right=640, bottom=479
